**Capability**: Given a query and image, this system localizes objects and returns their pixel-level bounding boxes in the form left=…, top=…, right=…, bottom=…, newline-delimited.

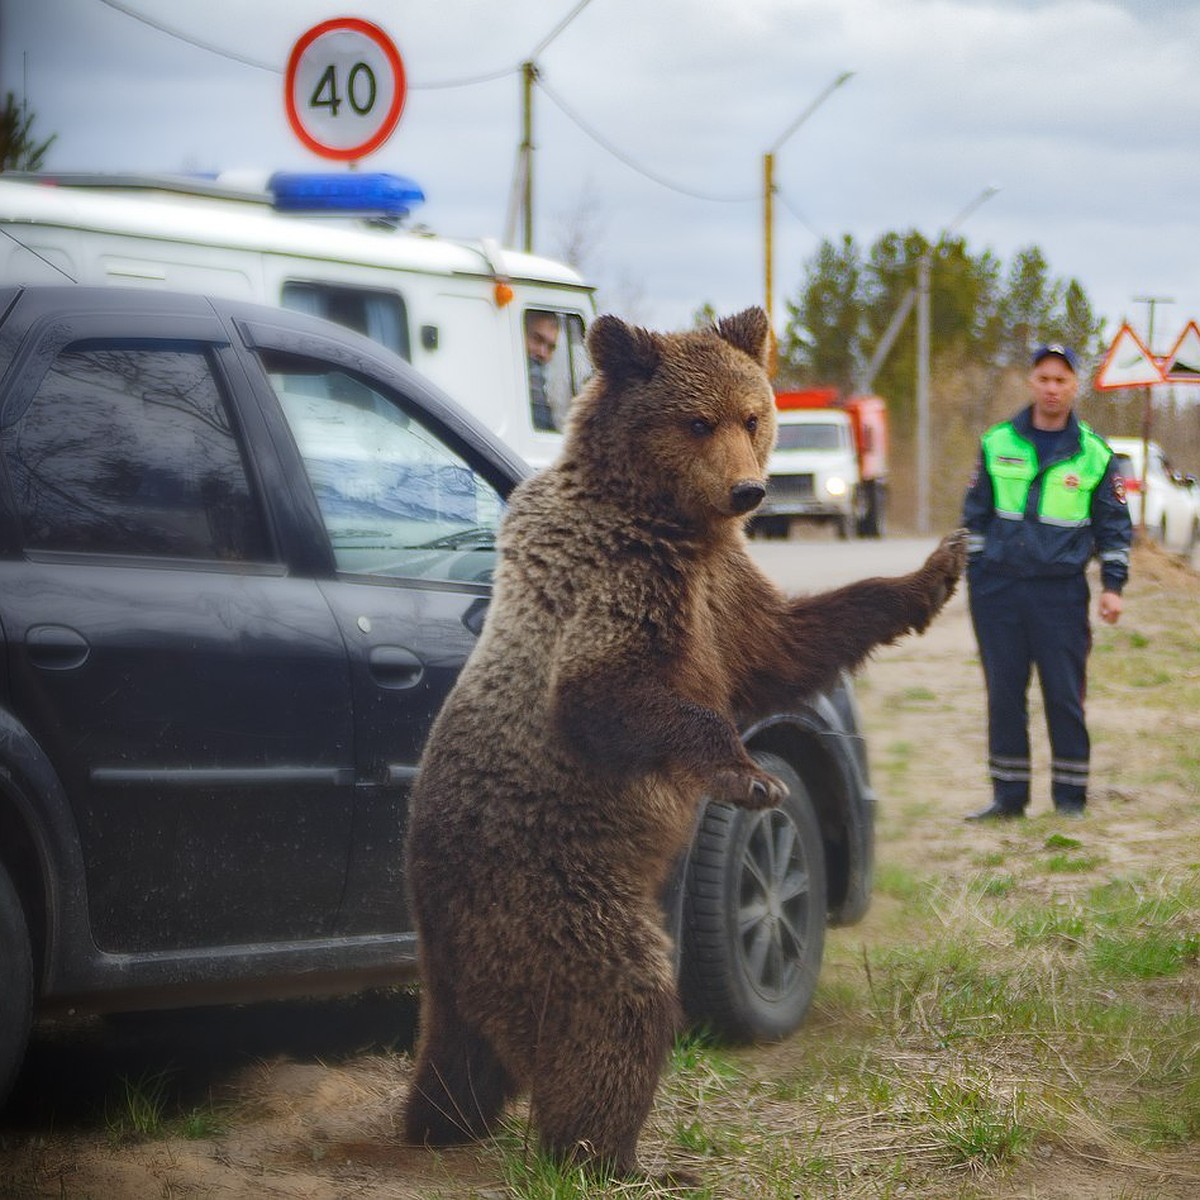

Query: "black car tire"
left=0, top=860, right=33, bottom=1106
left=680, top=751, right=827, bottom=1042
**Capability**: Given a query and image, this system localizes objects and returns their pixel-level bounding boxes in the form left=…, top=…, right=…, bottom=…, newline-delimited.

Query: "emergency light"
left=268, top=172, right=425, bottom=219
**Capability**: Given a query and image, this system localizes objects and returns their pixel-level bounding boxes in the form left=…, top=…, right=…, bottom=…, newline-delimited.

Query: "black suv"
left=0, top=286, right=876, bottom=1105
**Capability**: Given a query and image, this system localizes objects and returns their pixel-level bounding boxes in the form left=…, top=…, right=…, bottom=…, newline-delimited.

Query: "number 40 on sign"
left=285, top=18, right=407, bottom=162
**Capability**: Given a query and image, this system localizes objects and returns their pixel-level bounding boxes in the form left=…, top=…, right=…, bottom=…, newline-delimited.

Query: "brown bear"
left=402, top=306, right=965, bottom=1178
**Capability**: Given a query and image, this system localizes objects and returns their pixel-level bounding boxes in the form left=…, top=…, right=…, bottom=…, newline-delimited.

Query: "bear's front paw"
left=710, top=764, right=788, bottom=810
left=917, top=527, right=968, bottom=616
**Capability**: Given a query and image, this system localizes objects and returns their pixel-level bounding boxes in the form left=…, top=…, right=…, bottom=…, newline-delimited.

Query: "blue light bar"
left=268, top=172, right=425, bottom=219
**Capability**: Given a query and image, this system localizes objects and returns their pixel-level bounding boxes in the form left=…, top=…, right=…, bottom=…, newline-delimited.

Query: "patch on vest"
left=1062, top=473, right=1080, bottom=491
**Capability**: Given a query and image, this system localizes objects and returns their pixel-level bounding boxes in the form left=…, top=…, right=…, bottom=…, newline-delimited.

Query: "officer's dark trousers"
left=967, top=570, right=1092, bottom=812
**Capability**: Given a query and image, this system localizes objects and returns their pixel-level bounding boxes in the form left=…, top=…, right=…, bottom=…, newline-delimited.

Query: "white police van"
left=0, top=171, right=595, bottom=470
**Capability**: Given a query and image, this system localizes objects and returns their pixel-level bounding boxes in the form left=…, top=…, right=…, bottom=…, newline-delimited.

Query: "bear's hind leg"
left=404, top=987, right=516, bottom=1146
left=531, top=984, right=680, bottom=1178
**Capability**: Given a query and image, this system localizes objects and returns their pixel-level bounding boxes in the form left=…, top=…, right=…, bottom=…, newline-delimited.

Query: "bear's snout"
left=729, top=480, right=767, bottom=514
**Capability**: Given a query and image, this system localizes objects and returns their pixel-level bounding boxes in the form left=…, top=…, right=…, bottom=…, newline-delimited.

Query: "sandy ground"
left=1, top=543, right=1197, bottom=1198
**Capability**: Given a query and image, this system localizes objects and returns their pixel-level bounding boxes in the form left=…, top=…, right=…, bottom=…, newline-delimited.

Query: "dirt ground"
left=1, top=543, right=1197, bottom=1198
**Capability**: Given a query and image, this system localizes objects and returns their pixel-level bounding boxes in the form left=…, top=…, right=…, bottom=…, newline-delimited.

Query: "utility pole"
left=520, top=60, right=536, bottom=252
left=1132, top=294, right=1174, bottom=537
left=761, top=70, right=854, bottom=370
left=508, top=0, right=594, bottom=252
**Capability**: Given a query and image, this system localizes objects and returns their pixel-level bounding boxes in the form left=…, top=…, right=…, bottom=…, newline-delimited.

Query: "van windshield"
left=776, top=422, right=845, bottom=452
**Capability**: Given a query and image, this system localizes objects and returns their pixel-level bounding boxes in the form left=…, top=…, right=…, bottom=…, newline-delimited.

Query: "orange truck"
left=751, top=389, right=889, bottom=539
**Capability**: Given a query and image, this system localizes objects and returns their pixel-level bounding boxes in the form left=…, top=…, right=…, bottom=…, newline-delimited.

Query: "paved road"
left=746, top=535, right=940, bottom=592
left=748, top=532, right=1199, bottom=594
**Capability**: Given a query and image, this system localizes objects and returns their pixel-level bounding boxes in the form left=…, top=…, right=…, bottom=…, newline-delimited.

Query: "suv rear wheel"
left=0, top=861, right=33, bottom=1104
left=680, top=752, right=827, bottom=1041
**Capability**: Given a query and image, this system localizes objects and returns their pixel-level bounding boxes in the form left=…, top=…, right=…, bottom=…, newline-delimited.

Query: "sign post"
left=1094, top=319, right=1199, bottom=538
left=285, top=18, right=406, bottom=162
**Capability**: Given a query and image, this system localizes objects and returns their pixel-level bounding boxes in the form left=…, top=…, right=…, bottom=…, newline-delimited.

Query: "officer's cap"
left=1031, top=343, right=1077, bottom=373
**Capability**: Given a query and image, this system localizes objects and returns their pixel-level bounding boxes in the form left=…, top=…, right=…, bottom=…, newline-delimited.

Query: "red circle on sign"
left=285, top=18, right=406, bottom=161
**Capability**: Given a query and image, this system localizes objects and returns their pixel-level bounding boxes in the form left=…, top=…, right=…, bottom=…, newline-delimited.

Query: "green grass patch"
left=105, top=1068, right=173, bottom=1144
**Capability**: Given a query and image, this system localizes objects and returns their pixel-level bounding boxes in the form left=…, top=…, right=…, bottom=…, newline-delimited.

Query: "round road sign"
left=285, top=18, right=406, bottom=162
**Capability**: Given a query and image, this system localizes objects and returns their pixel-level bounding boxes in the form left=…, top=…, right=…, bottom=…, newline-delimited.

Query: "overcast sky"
left=3, top=0, right=1199, bottom=360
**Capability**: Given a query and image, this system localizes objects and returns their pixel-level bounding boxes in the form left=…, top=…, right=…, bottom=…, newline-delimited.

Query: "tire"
left=0, top=860, right=34, bottom=1108
left=859, top=484, right=886, bottom=539
left=680, top=752, right=827, bottom=1042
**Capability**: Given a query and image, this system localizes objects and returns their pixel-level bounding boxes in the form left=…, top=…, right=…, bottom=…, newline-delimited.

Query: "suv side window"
left=2, top=343, right=271, bottom=562
left=262, top=353, right=504, bottom=583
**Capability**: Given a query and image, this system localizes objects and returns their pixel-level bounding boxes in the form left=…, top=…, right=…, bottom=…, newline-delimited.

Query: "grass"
left=105, top=1068, right=173, bottom=1143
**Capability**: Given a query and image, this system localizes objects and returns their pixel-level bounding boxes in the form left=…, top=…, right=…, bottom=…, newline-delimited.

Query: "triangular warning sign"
left=1162, top=320, right=1200, bottom=383
left=1094, top=323, right=1165, bottom=390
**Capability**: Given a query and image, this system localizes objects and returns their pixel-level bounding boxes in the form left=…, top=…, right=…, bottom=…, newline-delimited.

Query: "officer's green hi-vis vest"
left=982, top=421, right=1112, bottom=527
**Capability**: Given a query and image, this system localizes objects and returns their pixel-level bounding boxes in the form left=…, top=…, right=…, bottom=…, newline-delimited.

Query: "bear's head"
left=566, top=307, right=778, bottom=527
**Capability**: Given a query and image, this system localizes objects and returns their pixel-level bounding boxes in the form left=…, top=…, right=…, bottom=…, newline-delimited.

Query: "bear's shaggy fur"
left=403, top=307, right=965, bottom=1176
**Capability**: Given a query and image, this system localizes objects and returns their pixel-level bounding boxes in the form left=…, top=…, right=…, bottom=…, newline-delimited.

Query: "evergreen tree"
left=1, top=93, right=55, bottom=173
left=779, top=234, right=861, bottom=392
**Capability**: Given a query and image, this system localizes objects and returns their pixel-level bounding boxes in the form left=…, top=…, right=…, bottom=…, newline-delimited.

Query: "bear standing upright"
left=403, top=307, right=965, bottom=1177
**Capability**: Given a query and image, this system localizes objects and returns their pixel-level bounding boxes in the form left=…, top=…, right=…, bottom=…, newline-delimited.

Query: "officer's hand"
left=1098, top=590, right=1123, bottom=625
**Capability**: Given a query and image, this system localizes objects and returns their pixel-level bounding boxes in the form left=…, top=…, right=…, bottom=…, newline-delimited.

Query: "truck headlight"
left=825, top=476, right=848, bottom=498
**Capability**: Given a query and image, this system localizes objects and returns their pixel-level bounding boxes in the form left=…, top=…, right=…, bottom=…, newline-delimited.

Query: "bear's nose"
left=730, top=481, right=766, bottom=514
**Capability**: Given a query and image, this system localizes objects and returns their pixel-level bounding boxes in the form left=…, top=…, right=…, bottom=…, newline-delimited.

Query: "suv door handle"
left=367, top=645, right=425, bottom=690
left=27, top=625, right=91, bottom=671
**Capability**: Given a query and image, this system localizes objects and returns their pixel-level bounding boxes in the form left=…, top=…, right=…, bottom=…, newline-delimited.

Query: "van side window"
left=524, top=309, right=590, bottom=433
left=282, top=283, right=411, bottom=361
left=2, top=343, right=271, bottom=562
left=262, top=352, right=504, bottom=585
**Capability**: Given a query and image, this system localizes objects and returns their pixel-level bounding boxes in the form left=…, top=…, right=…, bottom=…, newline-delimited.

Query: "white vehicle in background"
left=752, top=406, right=861, bottom=539
left=1106, top=435, right=1200, bottom=554
left=0, top=171, right=595, bottom=471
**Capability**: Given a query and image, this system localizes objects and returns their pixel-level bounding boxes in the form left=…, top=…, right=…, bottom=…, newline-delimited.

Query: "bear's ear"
left=715, top=307, right=771, bottom=368
left=587, top=314, right=661, bottom=383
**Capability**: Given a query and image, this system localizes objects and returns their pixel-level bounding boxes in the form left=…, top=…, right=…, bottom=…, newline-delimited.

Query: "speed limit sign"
left=285, top=18, right=406, bottom=161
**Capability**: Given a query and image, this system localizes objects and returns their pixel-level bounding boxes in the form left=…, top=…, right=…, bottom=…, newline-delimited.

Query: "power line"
left=537, top=75, right=756, bottom=204
left=776, top=190, right=821, bottom=240
left=94, top=0, right=517, bottom=87
left=92, top=0, right=776, bottom=212
left=97, top=0, right=279, bottom=73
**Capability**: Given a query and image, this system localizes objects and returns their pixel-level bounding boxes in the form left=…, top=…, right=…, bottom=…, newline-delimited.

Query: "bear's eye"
left=690, top=418, right=714, bottom=437
left=745, top=416, right=759, bottom=434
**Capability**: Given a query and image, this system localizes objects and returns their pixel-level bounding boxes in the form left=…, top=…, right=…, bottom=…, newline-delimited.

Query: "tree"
left=993, top=245, right=1059, bottom=366
left=1, top=93, right=56, bottom=173
left=779, top=234, right=862, bottom=392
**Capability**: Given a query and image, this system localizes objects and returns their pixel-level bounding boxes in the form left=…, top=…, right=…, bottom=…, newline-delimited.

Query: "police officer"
left=962, top=343, right=1132, bottom=820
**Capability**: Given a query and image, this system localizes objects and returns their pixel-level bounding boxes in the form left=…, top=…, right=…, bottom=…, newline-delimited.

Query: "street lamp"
left=762, top=70, right=854, bottom=360
left=914, top=184, right=1000, bottom=533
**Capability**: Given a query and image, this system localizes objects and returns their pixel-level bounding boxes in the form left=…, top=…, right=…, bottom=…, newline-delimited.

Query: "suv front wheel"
left=680, top=751, right=827, bottom=1041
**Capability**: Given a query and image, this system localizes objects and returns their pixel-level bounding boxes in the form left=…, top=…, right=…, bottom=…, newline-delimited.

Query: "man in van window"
left=525, top=310, right=561, bottom=432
